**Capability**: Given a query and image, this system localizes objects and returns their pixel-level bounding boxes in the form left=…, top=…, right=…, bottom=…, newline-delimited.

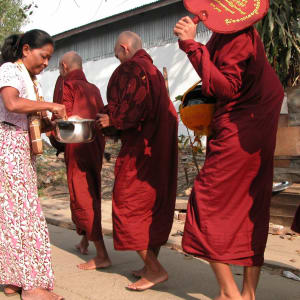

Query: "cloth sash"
left=15, top=60, right=44, bottom=154
left=14, top=60, right=43, bottom=101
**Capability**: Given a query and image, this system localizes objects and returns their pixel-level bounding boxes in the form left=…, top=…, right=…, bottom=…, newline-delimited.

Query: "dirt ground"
left=37, top=140, right=203, bottom=199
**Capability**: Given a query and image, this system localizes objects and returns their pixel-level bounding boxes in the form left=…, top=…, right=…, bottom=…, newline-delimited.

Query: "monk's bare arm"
left=1, top=86, right=65, bottom=117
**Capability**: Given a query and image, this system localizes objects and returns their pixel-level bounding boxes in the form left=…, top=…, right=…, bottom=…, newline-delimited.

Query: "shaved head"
left=114, top=31, right=142, bottom=63
left=59, top=51, right=82, bottom=77
left=116, top=31, right=142, bottom=51
left=60, top=51, right=82, bottom=69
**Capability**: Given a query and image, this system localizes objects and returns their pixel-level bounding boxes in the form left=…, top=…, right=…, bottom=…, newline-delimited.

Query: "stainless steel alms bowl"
left=54, top=119, right=95, bottom=143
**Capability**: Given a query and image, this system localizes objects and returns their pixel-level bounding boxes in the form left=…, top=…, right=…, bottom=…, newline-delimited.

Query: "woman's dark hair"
left=0, top=29, right=54, bottom=63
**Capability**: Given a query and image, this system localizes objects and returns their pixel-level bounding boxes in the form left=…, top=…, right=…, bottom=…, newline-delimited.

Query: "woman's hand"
left=174, top=16, right=197, bottom=41
left=50, top=103, right=66, bottom=119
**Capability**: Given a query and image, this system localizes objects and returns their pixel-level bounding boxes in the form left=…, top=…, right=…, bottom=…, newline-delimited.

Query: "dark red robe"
left=53, top=75, right=64, bottom=104
left=49, top=75, right=65, bottom=155
left=292, top=206, right=300, bottom=234
left=179, top=27, right=284, bottom=266
left=105, top=49, right=178, bottom=250
left=62, top=69, right=105, bottom=241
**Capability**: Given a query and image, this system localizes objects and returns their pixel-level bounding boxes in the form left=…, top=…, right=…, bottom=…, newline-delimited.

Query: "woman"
left=0, top=30, right=65, bottom=299
left=174, top=13, right=284, bottom=300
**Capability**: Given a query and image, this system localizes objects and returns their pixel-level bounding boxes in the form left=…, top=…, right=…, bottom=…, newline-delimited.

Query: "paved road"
left=1, top=224, right=299, bottom=300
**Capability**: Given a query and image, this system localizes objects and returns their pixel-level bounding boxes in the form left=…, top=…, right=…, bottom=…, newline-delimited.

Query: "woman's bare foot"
left=4, top=284, right=21, bottom=295
left=75, top=236, right=89, bottom=255
left=21, top=288, right=64, bottom=300
left=132, top=266, right=146, bottom=278
left=127, top=268, right=168, bottom=291
left=77, top=256, right=112, bottom=270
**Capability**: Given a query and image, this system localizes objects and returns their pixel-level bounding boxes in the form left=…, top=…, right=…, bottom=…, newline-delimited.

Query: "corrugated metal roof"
left=48, top=2, right=211, bottom=69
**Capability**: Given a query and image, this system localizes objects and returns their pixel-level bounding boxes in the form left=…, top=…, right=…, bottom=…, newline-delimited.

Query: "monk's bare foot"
left=214, top=295, right=243, bottom=300
left=22, top=288, right=64, bottom=300
left=4, top=284, right=21, bottom=295
left=132, top=266, right=146, bottom=278
left=127, top=268, right=168, bottom=291
left=241, top=294, right=255, bottom=300
left=75, top=236, right=89, bottom=255
left=77, top=256, right=112, bottom=270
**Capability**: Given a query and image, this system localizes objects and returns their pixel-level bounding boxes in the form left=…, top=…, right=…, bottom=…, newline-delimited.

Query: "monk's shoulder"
left=220, top=27, right=254, bottom=49
left=109, top=61, right=148, bottom=90
left=118, top=60, right=146, bottom=78
left=213, top=27, right=255, bottom=61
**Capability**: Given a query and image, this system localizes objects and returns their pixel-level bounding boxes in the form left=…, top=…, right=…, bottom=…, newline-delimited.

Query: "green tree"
left=0, top=0, right=37, bottom=44
left=256, top=0, right=300, bottom=88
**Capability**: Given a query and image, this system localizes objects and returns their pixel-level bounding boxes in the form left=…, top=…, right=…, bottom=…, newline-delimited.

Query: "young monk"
left=96, top=31, right=178, bottom=291
left=174, top=2, right=284, bottom=299
left=58, top=51, right=111, bottom=270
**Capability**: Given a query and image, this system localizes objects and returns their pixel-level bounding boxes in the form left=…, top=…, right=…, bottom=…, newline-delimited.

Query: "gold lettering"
left=231, top=0, right=248, bottom=7
left=210, top=3, right=222, bottom=12
left=213, top=0, right=236, bottom=14
left=225, top=0, right=261, bottom=24
left=224, top=0, right=246, bottom=14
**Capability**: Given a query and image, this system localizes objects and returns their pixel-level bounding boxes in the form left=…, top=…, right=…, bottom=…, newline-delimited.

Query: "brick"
left=274, top=127, right=300, bottom=156
left=274, top=159, right=291, bottom=168
left=278, top=114, right=289, bottom=127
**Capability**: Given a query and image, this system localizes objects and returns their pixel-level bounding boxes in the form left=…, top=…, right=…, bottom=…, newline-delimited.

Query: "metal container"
left=272, top=181, right=291, bottom=193
left=54, top=119, right=95, bottom=143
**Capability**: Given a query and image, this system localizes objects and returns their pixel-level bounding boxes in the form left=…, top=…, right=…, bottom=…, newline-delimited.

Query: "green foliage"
left=175, top=95, right=183, bottom=102
left=0, top=0, right=37, bottom=44
left=256, top=0, right=300, bottom=87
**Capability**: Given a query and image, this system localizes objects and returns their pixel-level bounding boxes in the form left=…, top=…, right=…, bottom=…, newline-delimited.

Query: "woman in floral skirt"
left=0, top=29, right=65, bottom=299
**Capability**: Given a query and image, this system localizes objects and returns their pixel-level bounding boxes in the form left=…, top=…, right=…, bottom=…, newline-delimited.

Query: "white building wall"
left=41, top=41, right=208, bottom=104
left=40, top=35, right=211, bottom=136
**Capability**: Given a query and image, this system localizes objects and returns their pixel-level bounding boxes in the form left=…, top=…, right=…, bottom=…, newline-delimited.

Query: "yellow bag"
left=28, top=114, right=43, bottom=155
left=28, top=91, right=52, bottom=155
left=179, top=81, right=216, bottom=136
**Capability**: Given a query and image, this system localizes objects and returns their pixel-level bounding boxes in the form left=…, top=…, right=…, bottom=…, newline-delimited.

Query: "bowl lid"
left=184, top=0, right=269, bottom=34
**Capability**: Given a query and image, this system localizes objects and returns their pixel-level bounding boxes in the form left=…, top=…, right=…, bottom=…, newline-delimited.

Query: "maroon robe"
left=53, top=75, right=64, bottom=104
left=179, top=27, right=284, bottom=266
left=49, top=75, right=65, bottom=154
left=62, top=69, right=105, bottom=241
left=105, top=49, right=178, bottom=250
left=292, top=206, right=300, bottom=234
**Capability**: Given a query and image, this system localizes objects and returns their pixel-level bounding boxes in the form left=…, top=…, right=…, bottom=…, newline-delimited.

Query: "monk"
left=58, top=51, right=111, bottom=270
left=96, top=31, right=178, bottom=291
left=174, top=14, right=284, bottom=300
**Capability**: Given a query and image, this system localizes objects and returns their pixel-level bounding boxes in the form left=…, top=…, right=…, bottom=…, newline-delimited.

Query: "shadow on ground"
left=49, top=225, right=300, bottom=300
